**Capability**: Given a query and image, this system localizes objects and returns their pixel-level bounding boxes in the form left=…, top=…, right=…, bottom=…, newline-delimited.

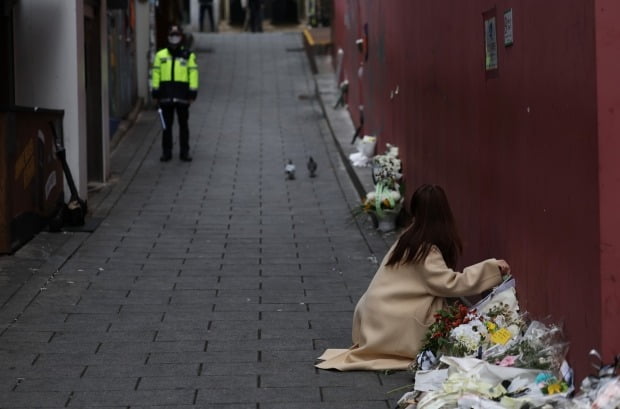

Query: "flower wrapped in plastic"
left=355, top=143, right=404, bottom=221
left=413, top=279, right=527, bottom=372
left=362, top=188, right=402, bottom=213
left=483, top=320, right=569, bottom=373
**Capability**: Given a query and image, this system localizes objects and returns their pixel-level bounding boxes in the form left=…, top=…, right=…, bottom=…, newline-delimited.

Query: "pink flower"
left=498, top=355, right=518, bottom=367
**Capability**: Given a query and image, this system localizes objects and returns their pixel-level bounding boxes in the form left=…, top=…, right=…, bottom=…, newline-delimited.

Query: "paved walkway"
left=0, top=32, right=410, bottom=408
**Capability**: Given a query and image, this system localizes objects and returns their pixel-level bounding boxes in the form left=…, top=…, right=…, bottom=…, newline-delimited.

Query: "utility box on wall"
left=0, top=107, right=64, bottom=254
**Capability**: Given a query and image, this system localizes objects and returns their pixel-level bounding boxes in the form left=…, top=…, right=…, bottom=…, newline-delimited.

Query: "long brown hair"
left=386, top=184, right=462, bottom=268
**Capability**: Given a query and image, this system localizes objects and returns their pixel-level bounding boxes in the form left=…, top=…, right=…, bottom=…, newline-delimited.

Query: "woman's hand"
left=497, top=259, right=511, bottom=277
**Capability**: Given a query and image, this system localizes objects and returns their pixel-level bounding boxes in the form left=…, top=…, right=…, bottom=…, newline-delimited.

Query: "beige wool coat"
left=315, top=244, right=503, bottom=371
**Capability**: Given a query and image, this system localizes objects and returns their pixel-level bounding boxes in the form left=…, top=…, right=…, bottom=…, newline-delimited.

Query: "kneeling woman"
left=316, top=184, right=511, bottom=371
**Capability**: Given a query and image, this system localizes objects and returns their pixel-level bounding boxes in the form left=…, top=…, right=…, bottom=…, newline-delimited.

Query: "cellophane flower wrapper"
left=569, top=376, right=620, bottom=409
left=409, top=356, right=575, bottom=409
left=589, top=377, right=620, bottom=409
left=520, top=321, right=569, bottom=372
left=481, top=320, right=569, bottom=377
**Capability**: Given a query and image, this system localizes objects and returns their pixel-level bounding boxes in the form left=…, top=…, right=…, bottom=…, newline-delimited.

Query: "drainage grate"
left=286, top=47, right=305, bottom=52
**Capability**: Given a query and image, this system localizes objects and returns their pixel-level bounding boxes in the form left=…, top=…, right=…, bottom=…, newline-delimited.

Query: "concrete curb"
left=311, top=56, right=375, bottom=201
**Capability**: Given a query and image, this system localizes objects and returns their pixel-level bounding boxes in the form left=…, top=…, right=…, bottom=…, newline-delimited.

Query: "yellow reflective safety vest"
left=151, top=46, right=198, bottom=103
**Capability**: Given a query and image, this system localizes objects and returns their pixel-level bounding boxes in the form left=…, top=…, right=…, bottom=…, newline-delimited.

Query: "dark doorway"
left=84, top=1, right=103, bottom=182
left=0, top=0, right=15, bottom=106
left=270, top=0, right=298, bottom=25
left=229, top=0, right=245, bottom=26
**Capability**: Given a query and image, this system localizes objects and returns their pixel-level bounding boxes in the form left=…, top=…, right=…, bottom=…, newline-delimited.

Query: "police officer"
left=151, top=25, right=199, bottom=162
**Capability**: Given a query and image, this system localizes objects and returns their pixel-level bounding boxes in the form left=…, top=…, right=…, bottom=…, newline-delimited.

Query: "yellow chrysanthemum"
left=546, top=382, right=563, bottom=395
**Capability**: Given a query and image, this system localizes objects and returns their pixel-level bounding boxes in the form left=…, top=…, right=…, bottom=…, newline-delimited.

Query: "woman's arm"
left=420, top=247, right=503, bottom=297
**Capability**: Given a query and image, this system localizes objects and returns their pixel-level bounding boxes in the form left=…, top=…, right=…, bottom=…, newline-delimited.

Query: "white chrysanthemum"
left=366, top=191, right=376, bottom=200
left=450, top=325, right=483, bottom=352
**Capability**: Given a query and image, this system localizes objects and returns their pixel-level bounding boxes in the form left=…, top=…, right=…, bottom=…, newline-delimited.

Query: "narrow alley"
left=0, top=32, right=409, bottom=408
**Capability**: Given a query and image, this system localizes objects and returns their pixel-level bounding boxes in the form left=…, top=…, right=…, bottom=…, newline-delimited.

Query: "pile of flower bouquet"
left=397, top=279, right=620, bottom=409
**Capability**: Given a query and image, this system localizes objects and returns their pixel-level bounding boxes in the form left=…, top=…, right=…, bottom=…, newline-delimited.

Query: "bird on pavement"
left=307, top=156, right=317, bottom=177
left=285, top=160, right=296, bottom=180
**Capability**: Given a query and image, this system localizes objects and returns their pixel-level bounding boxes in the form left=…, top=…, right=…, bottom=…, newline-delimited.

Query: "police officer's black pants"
left=249, top=0, right=263, bottom=32
left=161, top=103, right=190, bottom=157
left=200, top=3, right=214, bottom=32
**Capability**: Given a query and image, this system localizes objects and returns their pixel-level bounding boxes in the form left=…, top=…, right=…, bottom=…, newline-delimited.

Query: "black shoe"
left=160, top=153, right=172, bottom=162
left=180, top=154, right=193, bottom=162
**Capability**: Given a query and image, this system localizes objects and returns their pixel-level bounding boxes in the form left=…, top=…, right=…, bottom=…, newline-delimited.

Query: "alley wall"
left=331, top=0, right=620, bottom=380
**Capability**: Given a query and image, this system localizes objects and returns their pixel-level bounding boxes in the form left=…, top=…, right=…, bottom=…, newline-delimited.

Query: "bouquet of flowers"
left=361, top=185, right=403, bottom=214
left=398, top=279, right=579, bottom=409
left=358, top=144, right=404, bottom=218
left=372, top=144, right=402, bottom=189
left=414, top=299, right=527, bottom=371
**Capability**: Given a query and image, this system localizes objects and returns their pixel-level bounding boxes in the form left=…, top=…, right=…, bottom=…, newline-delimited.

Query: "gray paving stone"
left=260, top=349, right=320, bottom=363
left=321, top=385, right=403, bottom=404
left=34, top=351, right=147, bottom=366
left=194, top=386, right=320, bottom=405
left=4, top=364, right=86, bottom=378
left=134, top=405, right=254, bottom=409
left=259, top=327, right=350, bottom=340
left=307, top=302, right=355, bottom=312
left=14, top=376, right=137, bottom=392
left=154, top=330, right=212, bottom=342
left=7, top=321, right=112, bottom=332
left=64, top=311, right=163, bottom=324
left=260, top=370, right=379, bottom=388
left=84, top=363, right=199, bottom=378
left=262, top=403, right=391, bottom=409
left=0, top=340, right=98, bottom=354
left=214, top=302, right=307, bottom=312
left=207, top=338, right=312, bottom=352
left=0, top=391, right=69, bottom=407
left=68, top=390, right=195, bottom=406
left=148, top=350, right=257, bottom=364
left=0, top=329, right=55, bottom=343
left=51, top=330, right=157, bottom=343
left=137, top=375, right=257, bottom=390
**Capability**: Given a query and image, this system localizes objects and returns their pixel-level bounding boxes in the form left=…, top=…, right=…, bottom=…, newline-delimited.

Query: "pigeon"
left=285, top=160, right=296, bottom=180
left=307, top=156, right=317, bottom=177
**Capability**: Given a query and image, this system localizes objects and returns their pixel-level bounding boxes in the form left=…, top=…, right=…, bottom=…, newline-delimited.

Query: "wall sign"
left=484, top=16, right=498, bottom=70
left=504, top=9, right=514, bottom=46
